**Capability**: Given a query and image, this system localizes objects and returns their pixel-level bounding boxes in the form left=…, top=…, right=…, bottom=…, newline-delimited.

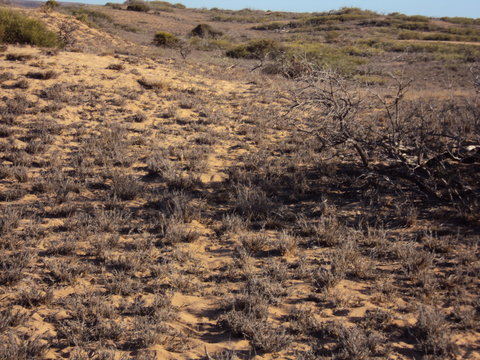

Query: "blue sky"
left=178, top=1, right=480, bottom=17
left=62, top=0, right=480, bottom=18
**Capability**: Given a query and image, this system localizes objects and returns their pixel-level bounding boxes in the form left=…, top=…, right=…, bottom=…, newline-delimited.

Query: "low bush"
left=127, top=1, right=150, bottom=12
left=150, top=1, right=185, bottom=9
left=0, top=8, right=60, bottom=47
left=361, top=38, right=480, bottom=61
left=105, top=2, right=122, bottom=9
left=26, top=70, right=58, bottom=80
left=153, top=31, right=180, bottom=47
left=43, top=0, right=59, bottom=12
left=189, top=37, right=231, bottom=51
left=396, top=21, right=438, bottom=31
left=440, top=17, right=480, bottom=26
left=398, top=31, right=422, bottom=40
left=287, top=43, right=366, bottom=75
left=252, top=21, right=288, bottom=31
left=413, top=306, right=457, bottom=357
left=226, top=39, right=284, bottom=60
left=190, top=24, right=223, bottom=39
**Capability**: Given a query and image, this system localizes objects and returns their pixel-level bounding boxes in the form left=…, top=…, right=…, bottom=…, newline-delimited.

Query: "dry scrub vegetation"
left=0, top=1, right=479, bottom=359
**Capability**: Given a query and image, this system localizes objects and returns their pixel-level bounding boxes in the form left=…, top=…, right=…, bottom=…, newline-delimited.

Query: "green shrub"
left=389, top=13, right=429, bottom=22
left=114, top=23, right=139, bottom=33
left=333, top=7, right=379, bottom=16
left=286, top=42, right=367, bottom=74
left=353, top=74, right=386, bottom=85
left=398, top=31, right=422, bottom=40
left=396, top=21, right=438, bottom=31
left=440, top=17, right=480, bottom=26
left=189, top=37, right=231, bottom=51
left=146, top=1, right=185, bottom=12
left=423, top=33, right=454, bottom=41
left=252, top=22, right=288, bottom=31
left=190, top=24, right=223, bottom=39
left=153, top=31, right=179, bottom=47
left=358, top=19, right=393, bottom=27
left=126, top=1, right=150, bottom=12
left=257, top=10, right=376, bottom=32
left=324, top=30, right=341, bottom=43
left=0, top=8, right=60, bottom=47
left=445, top=27, right=480, bottom=37
left=148, top=1, right=185, bottom=9
left=226, top=39, right=284, bottom=60
left=361, top=38, right=480, bottom=61
left=398, top=30, right=480, bottom=42
left=43, top=0, right=59, bottom=11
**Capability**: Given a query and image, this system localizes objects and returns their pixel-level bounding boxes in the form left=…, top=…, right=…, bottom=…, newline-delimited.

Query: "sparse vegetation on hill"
left=0, top=2, right=479, bottom=359
left=63, top=6, right=113, bottom=28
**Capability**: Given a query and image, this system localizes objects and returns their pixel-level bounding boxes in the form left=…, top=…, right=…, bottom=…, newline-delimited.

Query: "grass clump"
left=0, top=8, right=59, bottom=47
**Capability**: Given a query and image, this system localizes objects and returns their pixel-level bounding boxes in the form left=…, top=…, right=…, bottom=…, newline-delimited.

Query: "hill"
left=0, top=2, right=479, bottom=360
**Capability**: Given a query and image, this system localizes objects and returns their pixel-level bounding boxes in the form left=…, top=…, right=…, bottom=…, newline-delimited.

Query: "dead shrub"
left=232, top=184, right=273, bottom=220
left=0, top=308, right=28, bottom=333
left=26, top=70, right=58, bottom=80
left=159, top=216, right=201, bottom=245
left=219, top=214, right=247, bottom=234
left=128, top=112, right=147, bottom=122
left=0, top=95, right=33, bottom=122
left=16, top=282, right=53, bottom=308
left=0, top=206, right=22, bottom=235
left=111, top=173, right=143, bottom=200
left=45, top=236, right=78, bottom=256
left=0, top=334, right=47, bottom=360
left=239, top=232, right=269, bottom=256
left=219, top=309, right=291, bottom=353
left=138, top=78, right=170, bottom=91
left=275, top=231, right=298, bottom=256
left=413, top=305, right=457, bottom=357
left=0, top=251, right=32, bottom=286
left=152, top=190, right=199, bottom=222
left=5, top=53, right=34, bottom=61
left=0, top=188, right=25, bottom=202
left=102, top=270, right=141, bottom=296
left=45, top=259, right=86, bottom=284
left=287, top=306, right=321, bottom=335
left=106, top=63, right=124, bottom=70
left=128, top=316, right=170, bottom=348
left=313, top=267, right=343, bottom=291
left=335, top=324, right=383, bottom=360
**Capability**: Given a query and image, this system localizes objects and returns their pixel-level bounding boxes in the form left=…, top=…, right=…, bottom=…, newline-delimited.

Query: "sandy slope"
left=1, top=8, right=479, bottom=360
